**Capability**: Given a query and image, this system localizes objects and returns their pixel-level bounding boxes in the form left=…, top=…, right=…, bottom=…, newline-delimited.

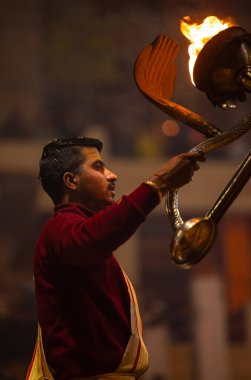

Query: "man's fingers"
left=186, top=151, right=206, bottom=162
left=179, top=152, right=206, bottom=173
left=190, top=159, right=200, bottom=171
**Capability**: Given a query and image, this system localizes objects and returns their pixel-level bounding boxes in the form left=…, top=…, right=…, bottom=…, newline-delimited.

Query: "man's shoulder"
left=39, top=204, right=89, bottom=236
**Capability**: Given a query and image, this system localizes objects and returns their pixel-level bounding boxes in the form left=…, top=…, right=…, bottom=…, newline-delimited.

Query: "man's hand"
left=149, top=151, right=205, bottom=195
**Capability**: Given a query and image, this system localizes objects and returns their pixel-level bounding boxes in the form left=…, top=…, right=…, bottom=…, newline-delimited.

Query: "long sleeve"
left=41, top=183, right=159, bottom=267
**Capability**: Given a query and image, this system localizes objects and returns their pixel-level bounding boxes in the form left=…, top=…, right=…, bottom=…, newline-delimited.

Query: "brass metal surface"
left=170, top=217, right=217, bottom=269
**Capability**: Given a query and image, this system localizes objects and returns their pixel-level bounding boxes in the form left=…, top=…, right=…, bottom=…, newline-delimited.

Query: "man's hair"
left=39, top=137, right=103, bottom=204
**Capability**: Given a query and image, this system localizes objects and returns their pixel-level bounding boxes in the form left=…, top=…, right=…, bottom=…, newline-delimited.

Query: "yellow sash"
left=26, top=269, right=148, bottom=380
left=115, top=269, right=149, bottom=378
left=26, top=325, right=54, bottom=380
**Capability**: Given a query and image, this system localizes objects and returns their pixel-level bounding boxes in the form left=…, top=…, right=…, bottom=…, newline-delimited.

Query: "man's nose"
left=106, top=168, right=118, bottom=181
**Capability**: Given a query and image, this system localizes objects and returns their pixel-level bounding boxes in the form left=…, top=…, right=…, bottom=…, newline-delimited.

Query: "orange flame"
left=180, top=16, right=236, bottom=84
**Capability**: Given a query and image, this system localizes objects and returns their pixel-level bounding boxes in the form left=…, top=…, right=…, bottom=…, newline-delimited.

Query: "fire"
left=180, top=16, right=235, bottom=84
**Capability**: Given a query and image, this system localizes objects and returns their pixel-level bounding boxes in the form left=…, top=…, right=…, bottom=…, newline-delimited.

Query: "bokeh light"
left=161, top=119, right=180, bottom=137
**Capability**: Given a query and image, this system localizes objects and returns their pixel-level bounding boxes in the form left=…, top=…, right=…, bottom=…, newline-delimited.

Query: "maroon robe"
left=33, top=183, right=159, bottom=380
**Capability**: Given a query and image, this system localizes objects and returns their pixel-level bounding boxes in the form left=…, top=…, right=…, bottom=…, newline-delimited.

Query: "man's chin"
left=106, top=198, right=115, bottom=206
left=98, top=198, right=115, bottom=211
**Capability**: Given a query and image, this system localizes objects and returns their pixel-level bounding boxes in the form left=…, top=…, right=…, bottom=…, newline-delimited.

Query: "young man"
left=27, top=137, right=204, bottom=380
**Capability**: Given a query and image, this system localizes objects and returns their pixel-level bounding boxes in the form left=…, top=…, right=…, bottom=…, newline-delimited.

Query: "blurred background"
left=0, top=0, right=250, bottom=379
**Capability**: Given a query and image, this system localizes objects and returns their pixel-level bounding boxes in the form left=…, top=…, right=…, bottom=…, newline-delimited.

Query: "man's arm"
left=51, top=152, right=205, bottom=266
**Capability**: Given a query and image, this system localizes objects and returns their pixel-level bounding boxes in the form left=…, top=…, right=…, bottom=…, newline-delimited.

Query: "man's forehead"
left=80, top=146, right=101, bottom=160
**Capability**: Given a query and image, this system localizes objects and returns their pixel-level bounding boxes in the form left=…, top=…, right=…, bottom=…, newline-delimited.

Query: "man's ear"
left=63, top=172, right=78, bottom=190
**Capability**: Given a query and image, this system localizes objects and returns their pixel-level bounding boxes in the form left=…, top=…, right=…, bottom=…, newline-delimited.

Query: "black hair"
left=39, top=137, right=103, bottom=204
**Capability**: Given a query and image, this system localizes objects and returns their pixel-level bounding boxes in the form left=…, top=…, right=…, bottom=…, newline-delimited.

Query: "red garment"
left=34, top=183, right=159, bottom=380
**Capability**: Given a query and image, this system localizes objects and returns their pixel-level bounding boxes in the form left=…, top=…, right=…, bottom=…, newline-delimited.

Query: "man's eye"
left=94, top=161, right=104, bottom=170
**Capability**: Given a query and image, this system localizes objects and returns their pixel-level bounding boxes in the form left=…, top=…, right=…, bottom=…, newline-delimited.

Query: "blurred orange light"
left=162, top=120, right=180, bottom=137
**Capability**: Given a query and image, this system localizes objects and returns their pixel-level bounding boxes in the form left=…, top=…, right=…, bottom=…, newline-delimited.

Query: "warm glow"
left=161, top=120, right=180, bottom=137
left=180, top=16, right=235, bottom=84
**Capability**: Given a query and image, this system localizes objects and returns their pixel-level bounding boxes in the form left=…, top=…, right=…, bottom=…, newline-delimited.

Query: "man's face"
left=73, top=147, right=118, bottom=212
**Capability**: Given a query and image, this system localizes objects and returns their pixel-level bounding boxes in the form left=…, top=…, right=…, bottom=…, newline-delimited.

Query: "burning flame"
left=180, top=16, right=235, bottom=84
